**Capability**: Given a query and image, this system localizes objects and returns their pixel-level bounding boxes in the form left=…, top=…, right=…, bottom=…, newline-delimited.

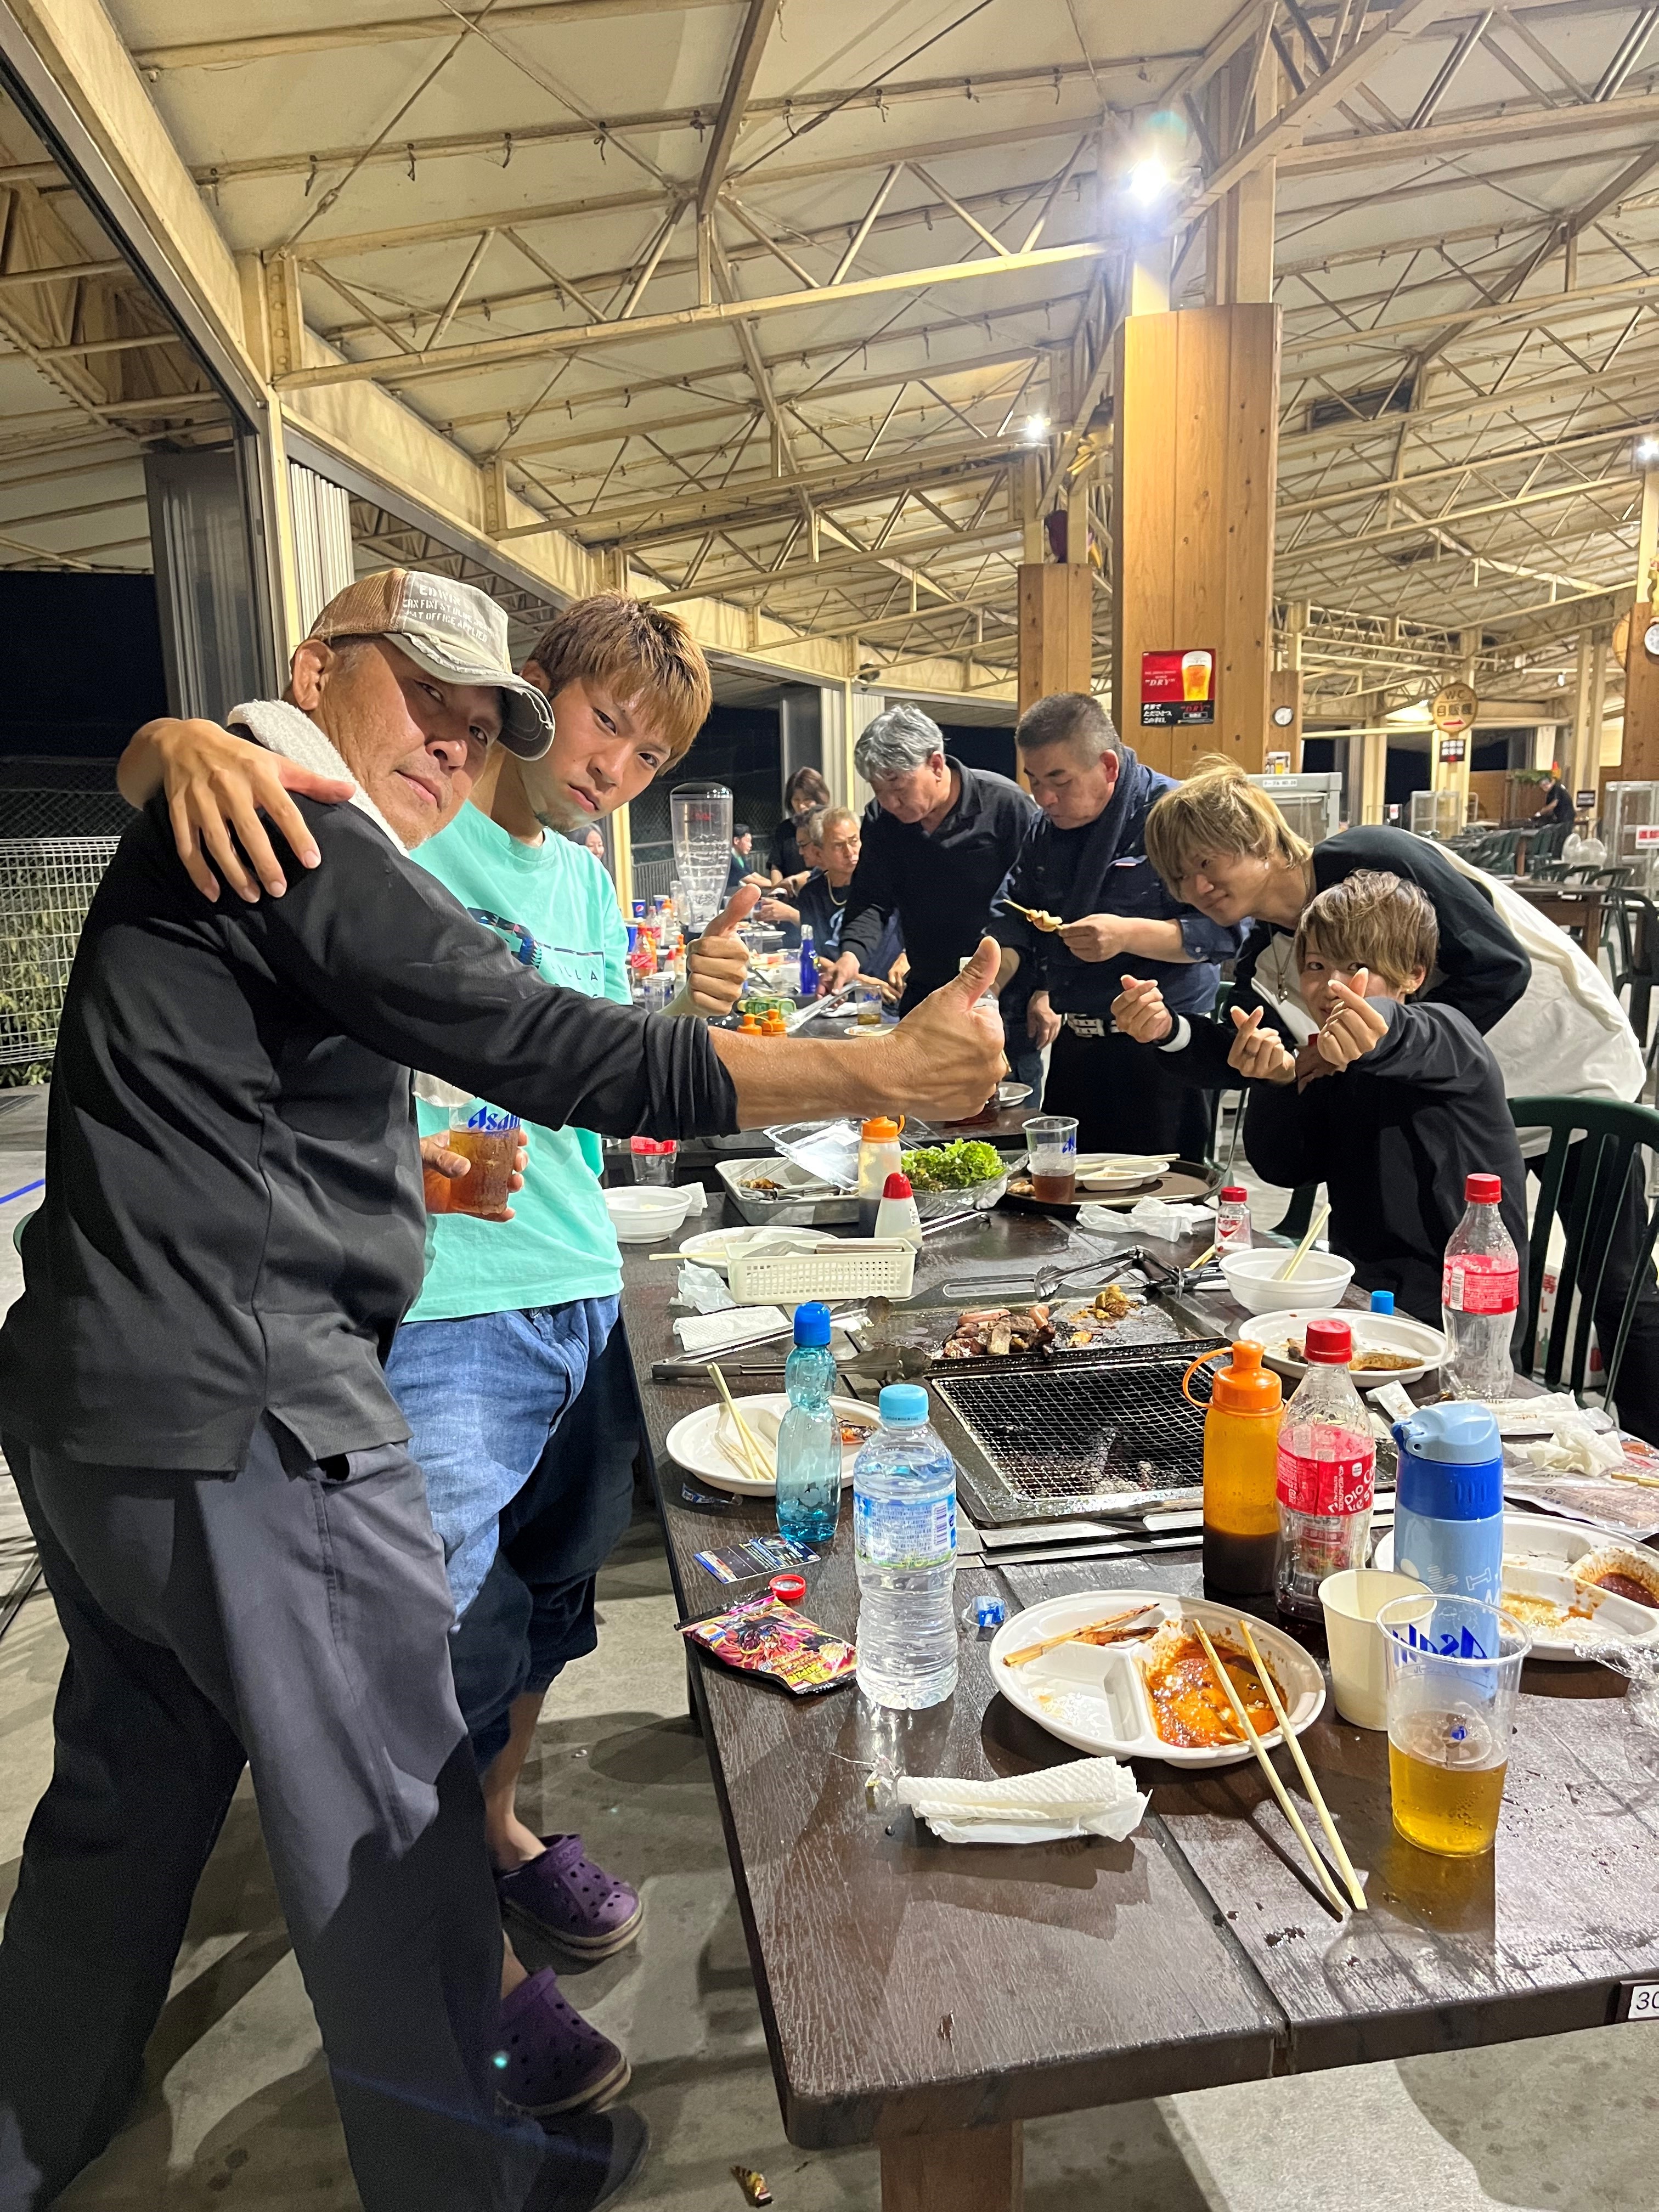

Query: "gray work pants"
left=0, top=1418, right=549, bottom=2212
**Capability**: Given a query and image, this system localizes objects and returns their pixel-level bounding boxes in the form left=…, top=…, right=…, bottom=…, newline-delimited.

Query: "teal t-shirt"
left=405, top=801, right=630, bottom=1323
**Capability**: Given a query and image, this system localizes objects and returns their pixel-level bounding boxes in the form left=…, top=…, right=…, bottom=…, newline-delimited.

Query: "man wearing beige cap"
left=0, top=571, right=1001, bottom=2212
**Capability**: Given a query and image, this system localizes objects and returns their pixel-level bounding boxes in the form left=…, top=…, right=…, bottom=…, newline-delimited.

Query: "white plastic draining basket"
left=725, top=1239, right=916, bottom=1305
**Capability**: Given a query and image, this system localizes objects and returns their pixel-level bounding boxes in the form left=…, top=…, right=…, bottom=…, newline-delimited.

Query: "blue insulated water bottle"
left=1391, top=1403, right=1504, bottom=1604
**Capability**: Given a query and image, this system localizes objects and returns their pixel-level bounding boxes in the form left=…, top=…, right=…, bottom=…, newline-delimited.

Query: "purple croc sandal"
left=495, top=1967, right=630, bottom=2118
left=498, top=1835, right=643, bottom=1960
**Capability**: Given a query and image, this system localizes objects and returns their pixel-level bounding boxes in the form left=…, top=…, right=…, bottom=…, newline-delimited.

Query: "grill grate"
left=934, top=1340, right=1226, bottom=1513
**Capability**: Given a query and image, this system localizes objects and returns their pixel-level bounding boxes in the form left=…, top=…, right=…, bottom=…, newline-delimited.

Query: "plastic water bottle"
left=774, top=1301, right=839, bottom=1548
left=853, top=1384, right=958, bottom=1708
left=1441, top=1172, right=1519, bottom=1402
left=799, top=926, right=817, bottom=999
left=1275, top=1317, right=1375, bottom=1624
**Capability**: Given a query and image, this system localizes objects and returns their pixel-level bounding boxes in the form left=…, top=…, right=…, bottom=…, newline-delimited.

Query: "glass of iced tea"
left=445, top=1101, right=522, bottom=1221
left=1379, top=1594, right=1530, bottom=1856
left=1022, top=1114, right=1079, bottom=1204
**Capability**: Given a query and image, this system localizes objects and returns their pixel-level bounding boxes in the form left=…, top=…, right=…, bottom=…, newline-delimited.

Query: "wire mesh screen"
left=934, top=1341, right=1225, bottom=1518
left=0, top=838, right=120, bottom=1064
left=0, top=788, right=130, bottom=838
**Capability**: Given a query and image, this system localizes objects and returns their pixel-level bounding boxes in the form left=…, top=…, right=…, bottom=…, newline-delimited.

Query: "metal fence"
left=0, top=838, right=120, bottom=1064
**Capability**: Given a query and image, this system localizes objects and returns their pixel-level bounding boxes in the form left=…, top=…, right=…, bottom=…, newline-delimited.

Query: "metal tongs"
left=939, top=1245, right=1144, bottom=1304
left=782, top=981, right=857, bottom=1032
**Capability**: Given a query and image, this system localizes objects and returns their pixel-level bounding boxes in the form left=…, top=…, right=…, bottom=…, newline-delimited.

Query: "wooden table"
left=1506, top=878, right=1609, bottom=962
left=621, top=1209, right=1659, bottom=2210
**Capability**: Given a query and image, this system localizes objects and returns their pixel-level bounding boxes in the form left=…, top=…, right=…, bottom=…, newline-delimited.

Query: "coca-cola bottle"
left=1274, top=1317, right=1375, bottom=1623
left=1441, top=1172, right=1519, bottom=1402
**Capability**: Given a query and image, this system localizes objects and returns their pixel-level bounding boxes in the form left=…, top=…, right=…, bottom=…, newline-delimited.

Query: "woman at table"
left=1142, top=757, right=1657, bottom=1439
left=767, top=765, right=831, bottom=885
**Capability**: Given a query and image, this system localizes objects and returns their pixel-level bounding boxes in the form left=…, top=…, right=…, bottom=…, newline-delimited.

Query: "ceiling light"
left=1023, top=413, right=1048, bottom=442
left=1558, top=672, right=1567, bottom=685
left=1637, top=435, right=1659, bottom=466
left=1127, top=159, right=1169, bottom=205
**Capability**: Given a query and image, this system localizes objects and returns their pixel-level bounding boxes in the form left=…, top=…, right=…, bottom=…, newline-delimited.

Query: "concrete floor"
left=3, top=1078, right=1658, bottom=2208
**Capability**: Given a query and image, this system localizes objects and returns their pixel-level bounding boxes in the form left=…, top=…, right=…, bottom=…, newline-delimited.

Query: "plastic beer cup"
left=1022, top=1114, right=1079, bottom=1204
left=445, top=1101, right=521, bottom=1220
left=1380, top=1594, right=1530, bottom=1855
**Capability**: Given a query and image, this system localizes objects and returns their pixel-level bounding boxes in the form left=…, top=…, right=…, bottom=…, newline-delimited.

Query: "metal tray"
left=715, top=1155, right=858, bottom=1227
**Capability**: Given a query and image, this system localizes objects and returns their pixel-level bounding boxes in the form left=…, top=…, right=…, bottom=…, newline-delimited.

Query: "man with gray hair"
left=825, top=703, right=1036, bottom=1012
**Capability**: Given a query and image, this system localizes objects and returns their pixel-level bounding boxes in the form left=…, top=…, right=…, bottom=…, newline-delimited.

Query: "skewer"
left=1001, top=899, right=1063, bottom=930
left=1190, top=1621, right=1347, bottom=1916
left=705, top=1363, right=775, bottom=1484
left=1003, top=1604, right=1160, bottom=1668
left=1237, top=1620, right=1368, bottom=1912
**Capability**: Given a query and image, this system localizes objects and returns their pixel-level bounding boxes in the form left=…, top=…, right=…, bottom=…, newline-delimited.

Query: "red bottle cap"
left=630, top=1137, right=677, bottom=1155
left=1303, top=1317, right=1352, bottom=1365
left=882, top=1172, right=913, bottom=1199
left=1465, top=1172, right=1502, bottom=1203
left=770, top=1573, right=807, bottom=1606
left=1220, top=1186, right=1248, bottom=1203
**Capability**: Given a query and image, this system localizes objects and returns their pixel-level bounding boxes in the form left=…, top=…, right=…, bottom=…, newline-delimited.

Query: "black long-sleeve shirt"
left=1178, top=1000, right=1529, bottom=1324
left=1223, top=826, right=1531, bottom=1045
left=838, top=759, right=1038, bottom=1009
left=0, top=793, right=737, bottom=1472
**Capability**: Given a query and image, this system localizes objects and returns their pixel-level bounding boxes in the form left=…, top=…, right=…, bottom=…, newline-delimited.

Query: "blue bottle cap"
left=973, top=1595, right=1006, bottom=1629
left=1369, top=1289, right=1395, bottom=1314
left=1392, top=1402, right=1503, bottom=1521
left=793, top=1300, right=832, bottom=1347
left=878, top=1383, right=929, bottom=1425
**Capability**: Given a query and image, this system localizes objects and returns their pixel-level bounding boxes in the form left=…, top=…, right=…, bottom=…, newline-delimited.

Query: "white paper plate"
left=677, top=1223, right=825, bottom=1272
left=665, top=1392, right=877, bottom=1495
left=1237, top=1308, right=1446, bottom=1387
left=989, top=1589, right=1325, bottom=1769
left=1375, top=1511, right=1659, bottom=1661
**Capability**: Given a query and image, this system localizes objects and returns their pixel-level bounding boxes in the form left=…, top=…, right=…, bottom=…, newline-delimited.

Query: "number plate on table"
left=1615, top=1977, right=1659, bottom=2022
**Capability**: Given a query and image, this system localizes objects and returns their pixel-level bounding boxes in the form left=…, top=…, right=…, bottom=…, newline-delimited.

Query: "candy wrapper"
left=682, top=1593, right=856, bottom=1695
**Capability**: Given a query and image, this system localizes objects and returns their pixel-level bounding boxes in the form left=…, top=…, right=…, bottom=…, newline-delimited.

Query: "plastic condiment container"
left=1275, top=1317, right=1375, bottom=1624
left=630, top=1136, right=678, bottom=1186
left=856, top=1116, right=905, bottom=1233
left=1391, top=1402, right=1504, bottom=1604
left=874, top=1170, right=923, bottom=1250
left=1216, top=1186, right=1252, bottom=1251
left=1186, top=1341, right=1282, bottom=1595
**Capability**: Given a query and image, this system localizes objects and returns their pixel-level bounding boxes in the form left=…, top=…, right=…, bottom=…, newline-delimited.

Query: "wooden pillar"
left=609, top=794, right=635, bottom=913
left=1110, top=302, right=1279, bottom=777
left=1621, top=605, right=1659, bottom=782
left=1017, top=562, right=1093, bottom=713
left=1568, top=626, right=1596, bottom=802
left=881, top=2122, right=1022, bottom=2212
left=1356, top=727, right=1387, bottom=826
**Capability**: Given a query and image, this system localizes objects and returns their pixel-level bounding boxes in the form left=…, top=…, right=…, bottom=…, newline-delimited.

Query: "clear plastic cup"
left=1022, top=1114, right=1079, bottom=1204
left=445, top=1101, right=521, bottom=1220
left=1380, top=1594, right=1530, bottom=1855
left=1320, top=1568, right=1430, bottom=1730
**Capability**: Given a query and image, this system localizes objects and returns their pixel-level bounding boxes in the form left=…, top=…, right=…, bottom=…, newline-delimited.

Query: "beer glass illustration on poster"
left=1141, top=648, right=1215, bottom=726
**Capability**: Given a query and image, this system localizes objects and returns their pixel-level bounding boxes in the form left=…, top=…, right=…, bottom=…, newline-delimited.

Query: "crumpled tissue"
left=892, top=1757, right=1148, bottom=1845
left=674, top=1261, right=736, bottom=1314
left=1124, top=1198, right=1215, bottom=1242
left=1514, top=1417, right=1628, bottom=1476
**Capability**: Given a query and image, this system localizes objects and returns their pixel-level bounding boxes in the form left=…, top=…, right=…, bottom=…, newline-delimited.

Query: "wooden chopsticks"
left=1003, top=1604, right=1159, bottom=1668
left=1190, top=1621, right=1349, bottom=1917
left=706, top=1363, right=775, bottom=1483
left=1237, top=1621, right=1367, bottom=1911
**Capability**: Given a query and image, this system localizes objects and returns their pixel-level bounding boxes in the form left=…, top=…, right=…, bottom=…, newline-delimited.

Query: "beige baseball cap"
left=307, top=568, right=556, bottom=759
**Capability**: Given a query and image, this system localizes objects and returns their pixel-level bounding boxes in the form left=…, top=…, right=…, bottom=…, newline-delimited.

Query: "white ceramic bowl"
left=1221, top=1246, right=1355, bottom=1315
left=603, top=1186, right=695, bottom=1242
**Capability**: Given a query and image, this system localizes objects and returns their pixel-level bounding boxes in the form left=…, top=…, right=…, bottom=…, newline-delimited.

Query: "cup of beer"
left=445, top=1101, right=522, bottom=1220
left=1379, top=1594, right=1530, bottom=1856
left=1022, top=1114, right=1079, bottom=1204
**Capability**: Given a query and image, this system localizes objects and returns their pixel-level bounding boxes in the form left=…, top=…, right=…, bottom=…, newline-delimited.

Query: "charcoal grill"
left=932, top=1338, right=1227, bottom=1526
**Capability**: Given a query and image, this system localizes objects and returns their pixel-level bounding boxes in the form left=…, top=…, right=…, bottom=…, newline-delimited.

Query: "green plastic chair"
left=1508, top=1094, right=1659, bottom=1407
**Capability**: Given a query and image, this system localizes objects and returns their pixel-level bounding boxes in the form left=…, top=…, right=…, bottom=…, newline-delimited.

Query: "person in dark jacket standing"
left=766, top=765, right=830, bottom=883
left=989, top=693, right=1246, bottom=1156
left=825, top=704, right=1038, bottom=1012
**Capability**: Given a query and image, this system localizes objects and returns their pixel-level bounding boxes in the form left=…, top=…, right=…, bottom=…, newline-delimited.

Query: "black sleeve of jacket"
left=1240, top=1079, right=1330, bottom=1193
left=1317, top=827, right=1530, bottom=1034
left=225, top=797, right=739, bottom=1139
left=1355, top=996, right=1496, bottom=1091
left=834, top=806, right=900, bottom=971
left=1136, top=990, right=1299, bottom=1088
left=988, top=833, right=1046, bottom=988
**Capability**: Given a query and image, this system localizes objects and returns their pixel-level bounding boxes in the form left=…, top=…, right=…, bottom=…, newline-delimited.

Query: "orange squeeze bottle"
left=1184, top=1341, right=1283, bottom=1596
